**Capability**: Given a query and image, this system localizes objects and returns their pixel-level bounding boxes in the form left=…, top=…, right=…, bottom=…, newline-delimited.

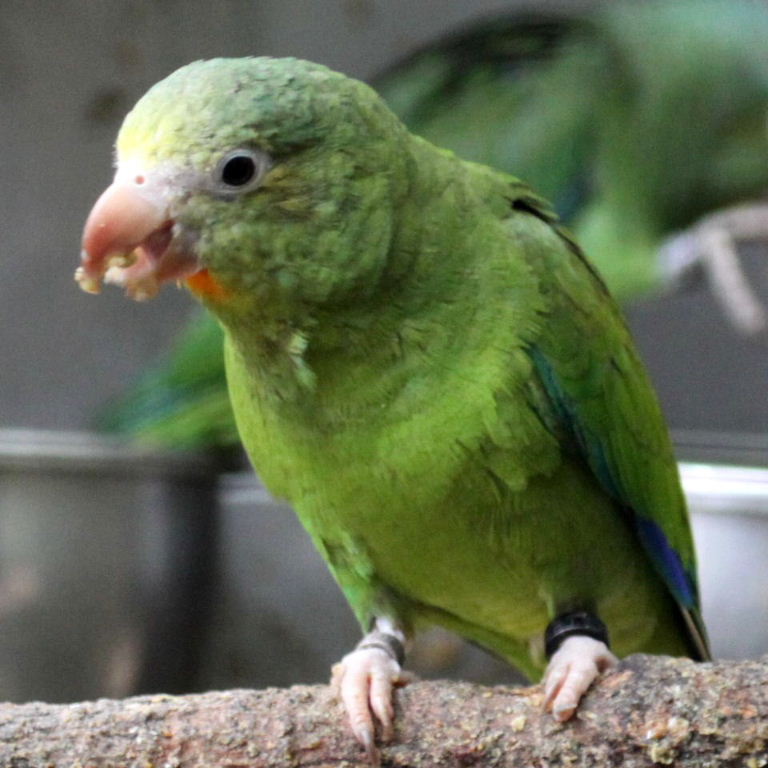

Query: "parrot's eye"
left=221, top=155, right=256, bottom=186
left=215, top=149, right=271, bottom=194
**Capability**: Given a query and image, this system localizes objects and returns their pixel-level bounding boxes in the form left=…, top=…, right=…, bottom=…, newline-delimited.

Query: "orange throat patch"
left=185, top=268, right=230, bottom=302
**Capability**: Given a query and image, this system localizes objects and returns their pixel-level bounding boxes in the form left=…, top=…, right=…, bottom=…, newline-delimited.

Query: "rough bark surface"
left=0, top=654, right=766, bottom=767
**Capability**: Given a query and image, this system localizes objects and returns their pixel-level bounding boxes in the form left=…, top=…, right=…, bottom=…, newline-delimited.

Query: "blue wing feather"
left=529, top=343, right=707, bottom=653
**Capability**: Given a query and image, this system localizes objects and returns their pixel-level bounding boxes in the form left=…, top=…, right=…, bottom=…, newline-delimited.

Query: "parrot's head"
left=77, top=57, right=412, bottom=314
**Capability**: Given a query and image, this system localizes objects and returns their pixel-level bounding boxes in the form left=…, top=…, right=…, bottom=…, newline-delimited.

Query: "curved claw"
left=331, top=646, right=407, bottom=765
left=543, top=635, right=617, bottom=722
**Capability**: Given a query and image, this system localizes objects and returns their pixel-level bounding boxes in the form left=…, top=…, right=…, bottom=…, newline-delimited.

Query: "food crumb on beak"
left=74, top=263, right=102, bottom=295
left=107, top=253, right=138, bottom=269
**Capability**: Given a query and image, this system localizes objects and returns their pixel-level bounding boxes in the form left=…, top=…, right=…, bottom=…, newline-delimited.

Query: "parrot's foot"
left=331, top=624, right=410, bottom=765
left=659, top=200, right=768, bottom=334
left=543, top=635, right=617, bottom=721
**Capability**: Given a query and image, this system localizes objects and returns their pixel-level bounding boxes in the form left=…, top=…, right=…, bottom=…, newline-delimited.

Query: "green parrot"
left=77, top=57, right=709, bottom=761
left=103, top=0, right=768, bottom=451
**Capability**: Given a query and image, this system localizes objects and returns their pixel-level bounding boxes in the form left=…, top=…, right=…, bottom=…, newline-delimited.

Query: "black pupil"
left=221, top=155, right=257, bottom=187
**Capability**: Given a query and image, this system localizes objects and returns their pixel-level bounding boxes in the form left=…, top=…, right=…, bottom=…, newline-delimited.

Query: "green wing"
left=511, top=193, right=710, bottom=659
left=98, top=312, right=236, bottom=450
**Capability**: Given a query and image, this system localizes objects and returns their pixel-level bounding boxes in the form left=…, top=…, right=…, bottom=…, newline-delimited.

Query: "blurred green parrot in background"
left=77, top=55, right=709, bottom=762
left=100, top=0, right=768, bottom=451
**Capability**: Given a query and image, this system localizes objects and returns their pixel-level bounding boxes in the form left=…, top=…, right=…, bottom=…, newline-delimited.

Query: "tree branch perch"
left=1, top=654, right=766, bottom=766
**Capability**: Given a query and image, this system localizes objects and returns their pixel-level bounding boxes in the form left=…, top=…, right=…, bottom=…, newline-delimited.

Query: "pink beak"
left=76, top=180, right=198, bottom=301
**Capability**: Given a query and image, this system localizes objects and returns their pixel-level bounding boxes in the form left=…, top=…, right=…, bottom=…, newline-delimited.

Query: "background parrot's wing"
left=511, top=192, right=711, bottom=660
left=98, top=312, right=236, bottom=451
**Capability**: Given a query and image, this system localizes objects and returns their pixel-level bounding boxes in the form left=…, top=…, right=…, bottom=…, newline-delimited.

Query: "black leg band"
left=545, top=610, right=610, bottom=659
left=357, top=631, right=406, bottom=666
